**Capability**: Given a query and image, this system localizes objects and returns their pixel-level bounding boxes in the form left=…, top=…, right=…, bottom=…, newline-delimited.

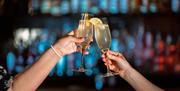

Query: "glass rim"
left=100, top=17, right=109, bottom=24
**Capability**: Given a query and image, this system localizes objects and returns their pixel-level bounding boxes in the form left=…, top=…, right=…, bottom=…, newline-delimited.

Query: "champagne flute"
left=94, top=18, right=119, bottom=77
left=73, top=13, right=93, bottom=72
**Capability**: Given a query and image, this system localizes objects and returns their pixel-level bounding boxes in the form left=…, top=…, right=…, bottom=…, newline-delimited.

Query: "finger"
left=103, top=59, right=112, bottom=65
left=108, top=50, right=118, bottom=55
left=107, top=52, right=120, bottom=62
left=102, top=58, right=106, bottom=62
left=102, top=56, right=109, bottom=62
left=101, top=54, right=105, bottom=58
left=109, top=65, right=115, bottom=70
left=68, top=30, right=75, bottom=36
left=104, top=63, right=115, bottom=70
left=69, top=36, right=84, bottom=43
left=108, top=51, right=119, bottom=56
left=109, top=51, right=124, bottom=58
left=104, top=63, right=115, bottom=71
left=108, top=60, right=112, bottom=64
left=104, top=63, right=111, bottom=66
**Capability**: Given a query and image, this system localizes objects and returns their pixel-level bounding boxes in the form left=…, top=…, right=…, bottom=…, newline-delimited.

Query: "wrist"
left=119, top=66, right=134, bottom=79
left=51, top=44, right=64, bottom=57
left=49, top=48, right=62, bottom=62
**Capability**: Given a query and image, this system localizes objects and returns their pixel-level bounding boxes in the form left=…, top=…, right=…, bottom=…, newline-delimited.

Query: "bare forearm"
left=9, top=48, right=60, bottom=91
left=122, top=67, right=164, bottom=91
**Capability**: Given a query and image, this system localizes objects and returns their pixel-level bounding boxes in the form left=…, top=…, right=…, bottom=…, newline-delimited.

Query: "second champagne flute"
left=94, top=18, right=119, bottom=77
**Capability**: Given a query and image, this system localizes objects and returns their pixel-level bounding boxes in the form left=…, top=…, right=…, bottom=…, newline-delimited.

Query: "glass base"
left=101, top=72, right=119, bottom=77
left=72, top=68, right=87, bottom=72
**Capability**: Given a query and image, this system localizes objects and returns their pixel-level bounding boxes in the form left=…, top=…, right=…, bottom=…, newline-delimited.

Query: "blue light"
left=126, top=36, right=135, bottom=50
left=111, top=38, right=119, bottom=51
left=112, top=30, right=120, bottom=37
left=120, top=0, right=128, bottom=14
left=60, top=0, right=70, bottom=14
left=27, top=56, right=34, bottom=65
left=134, top=58, right=142, bottom=67
left=6, top=52, right=16, bottom=73
left=38, top=41, right=49, bottom=54
left=38, top=42, right=45, bottom=54
left=144, top=49, right=151, bottom=59
left=90, top=7, right=100, bottom=14
left=29, top=46, right=38, bottom=55
left=137, top=23, right=144, bottom=49
left=56, top=57, right=66, bottom=76
left=108, top=76, right=116, bottom=86
left=150, top=3, right=157, bottom=13
left=17, top=55, right=24, bottom=65
left=32, top=0, right=39, bottom=10
left=50, top=6, right=60, bottom=15
left=49, top=67, right=55, bottom=77
left=140, top=5, right=147, bottom=13
left=85, top=55, right=94, bottom=68
left=63, top=22, right=72, bottom=34
left=99, top=0, right=108, bottom=10
left=88, top=43, right=101, bottom=61
left=93, top=68, right=100, bottom=75
left=66, top=54, right=75, bottom=76
left=172, top=0, right=179, bottom=13
left=74, top=53, right=82, bottom=68
left=15, top=66, right=24, bottom=73
left=109, top=0, right=118, bottom=14
left=41, top=0, right=49, bottom=14
left=80, top=0, right=88, bottom=12
left=85, top=68, right=93, bottom=76
left=66, top=69, right=73, bottom=77
left=95, top=75, right=103, bottom=90
left=71, top=0, right=79, bottom=13
left=95, top=80, right=103, bottom=90
left=146, top=32, right=152, bottom=47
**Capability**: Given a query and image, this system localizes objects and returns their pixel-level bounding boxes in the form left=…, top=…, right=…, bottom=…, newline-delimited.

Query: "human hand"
left=53, top=30, right=84, bottom=56
left=102, top=50, right=132, bottom=77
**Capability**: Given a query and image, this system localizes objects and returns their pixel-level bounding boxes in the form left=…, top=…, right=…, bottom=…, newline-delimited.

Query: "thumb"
left=68, top=30, right=75, bottom=36
left=69, top=36, right=84, bottom=43
left=107, top=52, right=120, bottom=62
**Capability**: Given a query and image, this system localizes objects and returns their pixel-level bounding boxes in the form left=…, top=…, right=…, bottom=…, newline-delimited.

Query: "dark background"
left=0, top=0, right=180, bottom=91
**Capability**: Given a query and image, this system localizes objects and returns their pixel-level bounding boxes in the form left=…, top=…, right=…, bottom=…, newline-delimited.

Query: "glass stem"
left=102, top=49, right=113, bottom=75
left=106, top=58, right=112, bottom=74
left=80, top=50, right=85, bottom=69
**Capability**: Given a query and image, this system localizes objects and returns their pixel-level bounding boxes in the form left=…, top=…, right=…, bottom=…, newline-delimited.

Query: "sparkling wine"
left=75, top=20, right=93, bottom=50
left=73, top=13, right=93, bottom=72
left=95, top=24, right=111, bottom=51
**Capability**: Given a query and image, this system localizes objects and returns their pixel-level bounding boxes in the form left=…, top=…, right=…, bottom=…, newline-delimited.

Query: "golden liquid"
left=95, top=24, right=111, bottom=50
left=76, top=20, right=93, bottom=49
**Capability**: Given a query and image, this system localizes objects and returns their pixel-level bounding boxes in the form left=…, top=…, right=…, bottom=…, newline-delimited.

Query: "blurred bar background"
left=0, top=0, right=179, bottom=91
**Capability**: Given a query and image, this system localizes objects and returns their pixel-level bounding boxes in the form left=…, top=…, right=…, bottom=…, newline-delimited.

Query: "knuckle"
left=67, top=36, right=72, bottom=39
